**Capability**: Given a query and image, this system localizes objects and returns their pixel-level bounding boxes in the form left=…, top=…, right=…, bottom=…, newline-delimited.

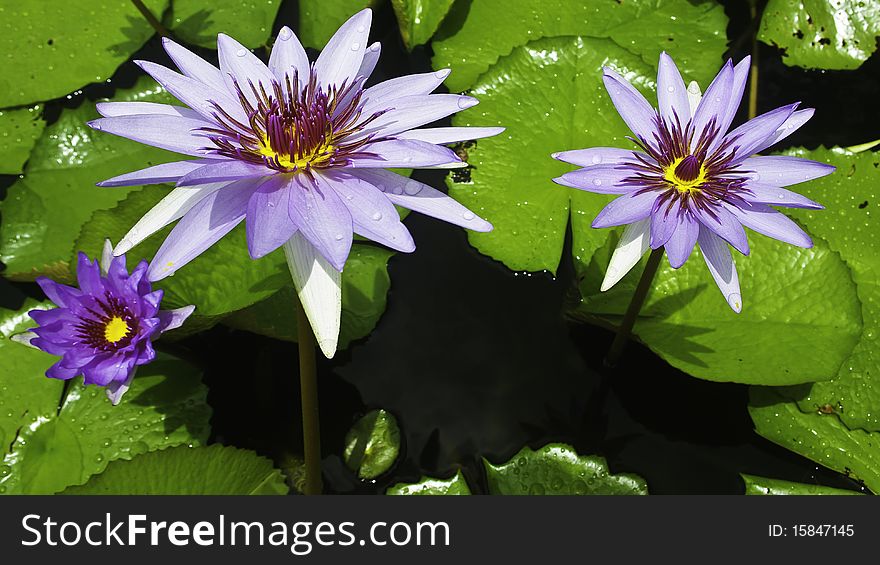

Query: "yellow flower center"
left=258, top=136, right=335, bottom=172
left=104, top=316, right=130, bottom=344
left=664, top=156, right=708, bottom=194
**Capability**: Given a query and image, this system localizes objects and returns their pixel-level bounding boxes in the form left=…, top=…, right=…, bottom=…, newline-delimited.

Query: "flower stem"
left=604, top=247, right=664, bottom=367
left=296, top=300, right=323, bottom=495
left=130, top=0, right=170, bottom=38
left=748, top=0, right=760, bottom=120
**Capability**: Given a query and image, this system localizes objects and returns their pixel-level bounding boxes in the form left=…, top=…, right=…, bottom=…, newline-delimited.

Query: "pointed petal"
left=692, top=204, right=750, bottom=255
left=552, top=147, right=643, bottom=168
left=314, top=9, right=372, bottom=89
left=10, top=331, right=38, bottom=349
left=698, top=226, right=742, bottom=312
left=349, top=139, right=462, bottom=168
left=114, top=183, right=228, bottom=256
left=176, top=160, right=273, bottom=186
left=664, top=214, right=700, bottom=268
left=135, top=60, right=248, bottom=124
left=650, top=200, right=683, bottom=248
left=686, top=80, right=702, bottom=115
left=554, top=165, right=640, bottom=194
left=97, top=160, right=206, bottom=187
left=362, top=69, right=450, bottom=112
left=318, top=171, right=415, bottom=253
left=88, top=115, right=212, bottom=156
left=105, top=370, right=136, bottom=406
left=245, top=175, right=297, bottom=258
left=355, top=94, right=478, bottom=140
left=268, top=26, right=310, bottom=87
left=352, top=169, right=492, bottom=232
left=100, top=239, right=113, bottom=275
left=157, top=305, right=196, bottom=333
left=742, top=182, right=824, bottom=209
left=727, top=202, right=813, bottom=248
left=283, top=233, right=341, bottom=358
left=737, top=155, right=835, bottom=187
left=657, top=52, right=690, bottom=124
left=754, top=108, right=814, bottom=153
left=601, top=219, right=650, bottom=291
left=287, top=175, right=353, bottom=271
left=691, top=60, right=734, bottom=143
left=591, top=191, right=659, bottom=228
left=724, top=103, right=799, bottom=161
left=397, top=126, right=504, bottom=145
left=706, top=56, right=750, bottom=153
left=96, top=102, right=203, bottom=119
left=162, top=37, right=227, bottom=92
left=217, top=34, right=279, bottom=110
left=359, top=42, right=381, bottom=79
left=147, top=178, right=259, bottom=280
left=602, top=67, right=658, bottom=144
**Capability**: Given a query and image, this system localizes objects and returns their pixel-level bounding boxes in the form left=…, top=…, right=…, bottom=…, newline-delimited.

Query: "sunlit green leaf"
left=759, top=0, right=880, bottom=70
left=297, top=0, right=376, bottom=49
left=742, top=473, right=863, bottom=495
left=0, top=104, right=45, bottom=174
left=386, top=470, right=471, bottom=495
left=775, top=147, right=880, bottom=430
left=0, top=0, right=168, bottom=107
left=749, top=387, right=879, bottom=494
left=433, top=0, right=728, bottom=92
left=344, top=409, right=401, bottom=479
left=484, top=444, right=648, bottom=495
left=165, top=0, right=282, bottom=49
left=391, top=0, right=454, bottom=49
left=0, top=77, right=181, bottom=281
left=64, top=445, right=288, bottom=495
left=0, top=302, right=210, bottom=495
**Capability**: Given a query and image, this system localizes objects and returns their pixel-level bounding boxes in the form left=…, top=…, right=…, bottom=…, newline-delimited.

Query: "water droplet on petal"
left=351, top=42, right=360, bottom=51
left=667, top=86, right=675, bottom=93
left=591, top=155, right=602, bottom=164
left=404, top=180, right=421, bottom=195
left=462, top=211, right=475, bottom=221
left=236, top=49, right=247, bottom=57
left=372, top=212, right=383, bottom=221
left=335, top=233, right=344, bottom=241
left=593, top=178, right=602, bottom=186
left=279, top=28, right=292, bottom=40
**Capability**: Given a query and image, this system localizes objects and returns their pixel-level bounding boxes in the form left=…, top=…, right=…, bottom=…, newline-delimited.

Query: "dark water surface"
left=1, top=0, right=877, bottom=494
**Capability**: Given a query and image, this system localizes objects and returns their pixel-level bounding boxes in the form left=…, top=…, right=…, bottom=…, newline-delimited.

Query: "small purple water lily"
left=88, top=9, right=501, bottom=357
left=553, top=53, right=834, bottom=312
left=20, top=240, right=194, bottom=405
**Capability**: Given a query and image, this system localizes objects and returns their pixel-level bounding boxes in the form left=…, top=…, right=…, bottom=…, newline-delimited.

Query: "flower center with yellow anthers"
left=664, top=154, right=707, bottom=193
left=103, top=316, right=130, bottom=344
left=257, top=136, right=336, bottom=172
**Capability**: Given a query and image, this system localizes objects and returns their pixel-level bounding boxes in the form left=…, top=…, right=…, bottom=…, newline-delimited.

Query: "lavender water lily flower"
left=553, top=53, right=834, bottom=312
left=21, top=240, right=194, bottom=405
left=88, top=9, right=500, bottom=357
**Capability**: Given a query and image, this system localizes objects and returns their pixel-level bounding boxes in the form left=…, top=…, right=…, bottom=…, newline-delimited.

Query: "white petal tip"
left=10, top=332, right=38, bottom=349
left=600, top=268, right=620, bottom=292
left=317, top=339, right=338, bottom=359
left=727, top=293, right=743, bottom=313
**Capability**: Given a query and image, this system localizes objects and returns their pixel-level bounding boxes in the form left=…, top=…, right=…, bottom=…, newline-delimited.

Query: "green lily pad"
left=759, top=0, right=880, bottom=70
left=449, top=36, right=655, bottom=273
left=749, top=387, right=880, bottom=494
left=63, top=445, right=288, bottom=495
left=391, top=0, right=454, bottom=49
left=775, top=147, right=880, bottom=430
left=165, top=0, right=282, bottom=49
left=297, top=0, right=376, bottom=49
left=343, top=409, right=401, bottom=480
left=433, top=0, right=728, bottom=92
left=0, top=77, right=182, bottom=281
left=484, top=444, right=648, bottom=495
left=386, top=470, right=471, bottom=495
left=742, top=474, right=863, bottom=495
left=0, top=104, right=45, bottom=174
left=0, top=302, right=210, bottom=495
left=0, top=0, right=168, bottom=107
left=571, top=231, right=861, bottom=385
left=224, top=246, right=393, bottom=348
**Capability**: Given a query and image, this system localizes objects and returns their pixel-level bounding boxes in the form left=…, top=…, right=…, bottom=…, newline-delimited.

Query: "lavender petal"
left=698, top=226, right=742, bottom=313
left=591, top=190, right=659, bottom=229
left=692, top=204, right=750, bottom=255
left=738, top=155, right=835, bottom=187
left=664, top=214, right=700, bottom=268
left=657, top=52, right=690, bottom=125
left=96, top=160, right=207, bottom=188
left=554, top=164, right=641, bottom=194
left=723, top=103, right=799, bottom=162
left=268, top=26, right=310, bottom=88
left=314, top=9, right=372, bottom=90
left=87, top=115, right=214, bottom=157
left=552, top=147, right=644, bottom=168
left=348, top=139, right=462, bottom=168
left=727, top=201, right=813, bottom=248
left=217, top=33, right=278, bottom=109
left=245, top=175, right=298, bottom=258
left=177, top=160, right=274, bottom=187
left=162, top=37, right=227, bottom=93
left=287, top=175, right=354, bottom=272
left=397, top=127, right=505, bottom=145
left=602, top=67, right=658, bottom=144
